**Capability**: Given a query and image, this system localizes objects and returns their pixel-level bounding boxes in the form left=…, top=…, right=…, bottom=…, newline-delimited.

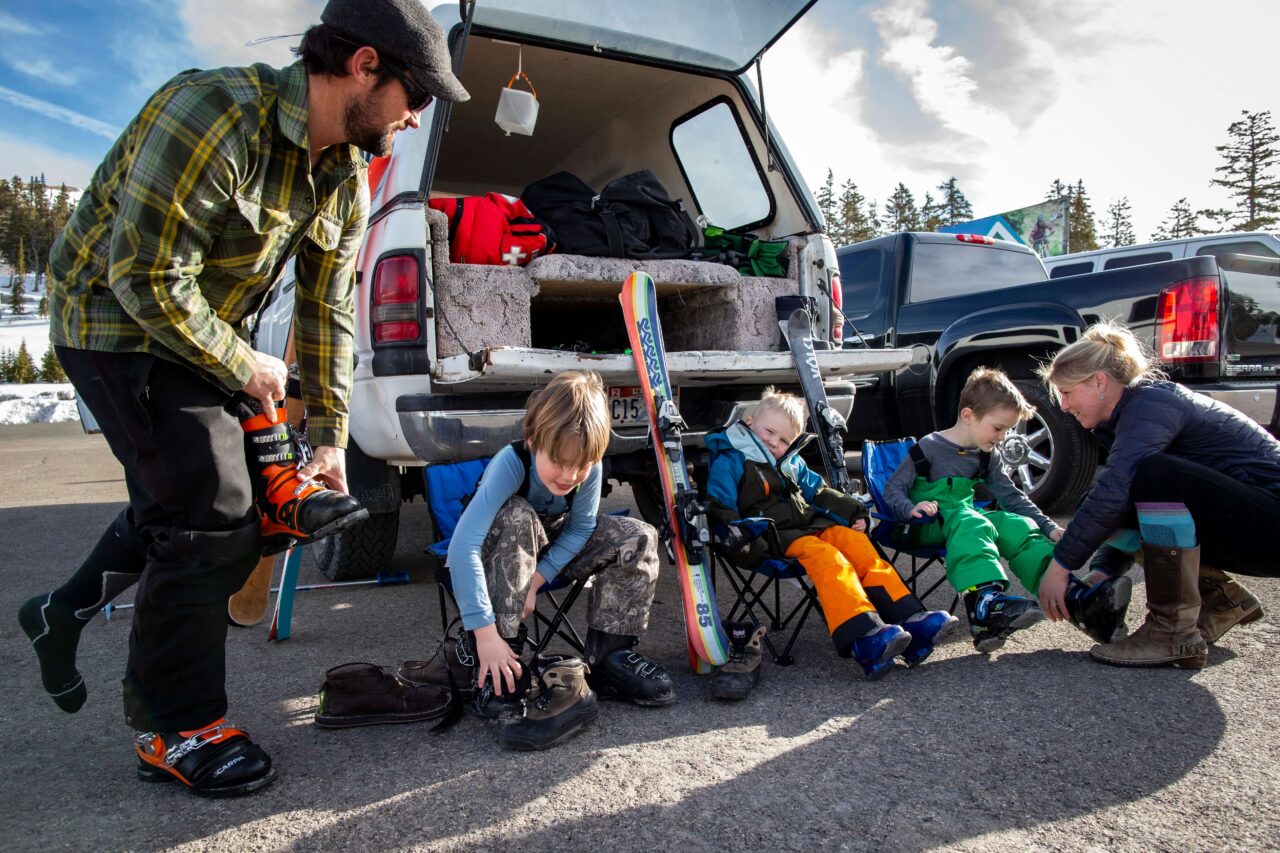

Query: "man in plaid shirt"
left=19, top=0, right=467, bottom=798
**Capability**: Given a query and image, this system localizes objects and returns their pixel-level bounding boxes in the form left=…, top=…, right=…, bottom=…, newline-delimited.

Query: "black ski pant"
left=58, top=347, right=262, bottom=732
left=1129, top=452, right=1280, bottom=578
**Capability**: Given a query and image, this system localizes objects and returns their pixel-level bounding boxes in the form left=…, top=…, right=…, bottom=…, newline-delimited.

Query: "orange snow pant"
left=785, top=525, right=924, bottom=654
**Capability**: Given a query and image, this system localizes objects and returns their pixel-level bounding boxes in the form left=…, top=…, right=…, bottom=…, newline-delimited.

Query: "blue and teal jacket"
left=705, top=422, right=867, bottom=561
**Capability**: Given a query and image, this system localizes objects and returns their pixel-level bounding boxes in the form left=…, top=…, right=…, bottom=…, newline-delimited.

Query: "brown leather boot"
left=1197, top=566, right=1265, bottom=644
left=1089, top=544, right=1208, bottom=669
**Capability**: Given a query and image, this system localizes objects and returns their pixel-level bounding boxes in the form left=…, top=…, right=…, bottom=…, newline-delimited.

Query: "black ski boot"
left=1089, top=545, right=1136, bottom=578
left=134, top=719, right=276, bottom=798
left=964, top=583, right=1045, bottom=653
left=497, top=655, right=599, bottom=751
left=710, top=622, right=767, bottom=700
left=237, top=398, right=368, bottom=551
left=1065, top=572, right=1133, bottom=643
left=585, top=629, right=676, bottom=707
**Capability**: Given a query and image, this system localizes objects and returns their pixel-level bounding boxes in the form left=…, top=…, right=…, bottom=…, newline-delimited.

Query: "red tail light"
left=372, top=255, right=421, bottom=343
left=1156, top=276, right=1219, bottom=362
left=955, top=233, right=995, bottom=244
left=830, top=272, right=843, bottom=342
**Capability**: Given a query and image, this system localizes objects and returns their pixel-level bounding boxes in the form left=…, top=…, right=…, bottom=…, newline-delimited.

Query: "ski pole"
left=104, top=571, right=411, bottom=620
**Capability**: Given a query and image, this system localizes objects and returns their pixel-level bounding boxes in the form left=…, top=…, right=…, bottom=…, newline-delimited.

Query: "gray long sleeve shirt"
left=883, top=433, right=1062, bottom=537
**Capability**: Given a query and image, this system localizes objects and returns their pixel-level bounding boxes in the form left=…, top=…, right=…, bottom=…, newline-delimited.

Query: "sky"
left=0, top=0, right=1274, bottom=242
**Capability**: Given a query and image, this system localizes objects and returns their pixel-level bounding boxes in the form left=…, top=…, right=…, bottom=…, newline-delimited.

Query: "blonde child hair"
left=958, top=367, right=1035, bottom=421
left=747, top=386, right=806, bottom=434
left=523, top=371, right=610, bottom=467
left=1038, top=321, right=1163, bottom=394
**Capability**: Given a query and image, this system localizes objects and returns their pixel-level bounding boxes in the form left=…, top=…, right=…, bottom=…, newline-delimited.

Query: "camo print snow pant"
left=481, top=497, right=659, bottom=638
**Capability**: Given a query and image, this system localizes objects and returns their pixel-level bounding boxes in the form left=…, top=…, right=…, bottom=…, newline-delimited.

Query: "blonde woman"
left=1038, top=323, right=1275, bottom=669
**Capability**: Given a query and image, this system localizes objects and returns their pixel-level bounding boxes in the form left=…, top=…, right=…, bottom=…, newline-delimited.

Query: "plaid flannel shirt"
left=48, top=61, right=368, bottom=448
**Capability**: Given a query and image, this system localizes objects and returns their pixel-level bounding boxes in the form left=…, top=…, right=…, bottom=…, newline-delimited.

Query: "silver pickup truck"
left=255, top=1, right=911, bottom=579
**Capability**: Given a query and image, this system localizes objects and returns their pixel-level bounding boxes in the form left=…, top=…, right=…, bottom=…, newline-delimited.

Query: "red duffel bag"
left=428, top=193, right=555, bottom=266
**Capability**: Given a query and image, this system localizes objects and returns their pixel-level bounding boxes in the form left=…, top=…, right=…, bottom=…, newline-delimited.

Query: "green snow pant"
left=902, top=475, right=1056, bottom=596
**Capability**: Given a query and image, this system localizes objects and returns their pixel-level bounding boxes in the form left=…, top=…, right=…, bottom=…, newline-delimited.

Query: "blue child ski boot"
left=850, top=623, right=911, bottom=680
left=900, top=609, right=961, bottom=667
left=964, top=583, right=1045, bottom=653
left=1065, top=573, right=1133, bottom=643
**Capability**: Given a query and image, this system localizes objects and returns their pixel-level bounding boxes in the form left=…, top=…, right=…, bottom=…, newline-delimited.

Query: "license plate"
left=608, top=385, right=676, bottom=427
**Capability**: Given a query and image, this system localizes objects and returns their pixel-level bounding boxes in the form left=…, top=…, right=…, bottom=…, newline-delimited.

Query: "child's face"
left=746, top=409, right=799, bottom=461
left=532, top=448, right=593, bottom=496
left=965, top=405, right=1020, bottom=452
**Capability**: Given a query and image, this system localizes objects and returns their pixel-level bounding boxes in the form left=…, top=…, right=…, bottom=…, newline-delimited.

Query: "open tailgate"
left=433, top=347, right=912, bottom=387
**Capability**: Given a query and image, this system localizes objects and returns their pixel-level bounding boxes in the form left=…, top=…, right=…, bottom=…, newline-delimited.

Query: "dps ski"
left=781, top=307, right=855, bottom=494
left=620, top=271, right=729, bottom=671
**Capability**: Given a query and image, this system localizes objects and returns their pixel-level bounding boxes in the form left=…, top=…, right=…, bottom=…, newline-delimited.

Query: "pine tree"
left=0, top=348, right=11, bottom=382
left=1068, top=180, right=1100, bottom=252
left=1045, top=178, right=1071, bottom=201
left=936, top=177, right=973, bottom=225
left=817, top=169, right=840, bottom=239
left=38, top=290, right=49, bottom=317
left=919, top=192, right=945, bottom=232
left=866, top=201, right=882, bottom=238
left=8, top=237, right=25, bottom=315
left=883, top=183, right=920, bottom=233
left=39, top=348, right=66, bottom=383
left=10, top=340, right=36, bottom=383
left=1203, top=110, right=1280, bottom=232
left=1151, top=198, right=1201, bottom=242
left=1100, top=197, right=1137, bottom=247
left=837, top=179, right=876, bottom=244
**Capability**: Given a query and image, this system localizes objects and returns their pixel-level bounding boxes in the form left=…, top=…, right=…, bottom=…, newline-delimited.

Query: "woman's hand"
left=521, top=573, right=548, bottom=620
left=911, top=500, right=938, bottom=519
left=472, top=623, right=522, bottom=695
left=1039, top=560, right=1072, bottom=622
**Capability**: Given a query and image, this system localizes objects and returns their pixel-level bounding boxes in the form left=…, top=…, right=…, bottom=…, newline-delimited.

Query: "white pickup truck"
left=255, top=1, right=911, bottom=579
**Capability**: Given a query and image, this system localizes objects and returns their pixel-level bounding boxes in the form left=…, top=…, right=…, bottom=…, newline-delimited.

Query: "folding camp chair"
left=861, top=438, right=959, bottom=614
left=710, top=517, right=824, bottom=666
left=423, top=458, right=588, bottom=657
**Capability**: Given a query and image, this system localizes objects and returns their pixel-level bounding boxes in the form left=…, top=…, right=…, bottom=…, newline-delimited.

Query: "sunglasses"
left=381, top=58, right=434, bottom=113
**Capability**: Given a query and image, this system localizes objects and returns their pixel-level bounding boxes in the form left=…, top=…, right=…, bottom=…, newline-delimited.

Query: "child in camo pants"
left=447, top=370, right=675, bottom=710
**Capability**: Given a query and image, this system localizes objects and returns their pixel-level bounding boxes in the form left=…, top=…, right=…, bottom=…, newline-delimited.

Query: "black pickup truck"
left=837, top=231, right=1280, bottom=513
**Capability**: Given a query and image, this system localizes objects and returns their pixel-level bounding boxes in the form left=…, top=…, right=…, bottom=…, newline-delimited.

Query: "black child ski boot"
left=585, top=629, right=676, bottom=707
left=237, top=398, right=368, bottom=552
left=469, top=630, right=530, bottom=722
left=710, top=622, right=767, bottom=700
left=964, top=583, right=1045, bottom=653
left=134, top=719, right=276, bottom=798
left=1065, top=572, right=1133, bottom=643
left=497, top=655, right=599, bottom=751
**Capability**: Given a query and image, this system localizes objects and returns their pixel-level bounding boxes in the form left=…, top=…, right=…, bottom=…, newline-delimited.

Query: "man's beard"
left=343, top=93, right=397, bottom=158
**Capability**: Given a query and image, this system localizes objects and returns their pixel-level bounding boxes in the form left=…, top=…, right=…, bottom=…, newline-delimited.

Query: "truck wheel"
left=313, top=510, right=399, bottom=581
left=1008, top=380, right=1098, bottom=515
left=629, top=477, right=670, bottom=531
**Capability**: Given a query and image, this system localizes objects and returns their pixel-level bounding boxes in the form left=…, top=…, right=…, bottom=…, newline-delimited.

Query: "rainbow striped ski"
left=620, top=271, right=729, bottom=671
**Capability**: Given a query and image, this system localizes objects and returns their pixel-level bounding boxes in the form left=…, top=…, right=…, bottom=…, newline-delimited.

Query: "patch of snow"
left=0, top=383, right=80, bottom=425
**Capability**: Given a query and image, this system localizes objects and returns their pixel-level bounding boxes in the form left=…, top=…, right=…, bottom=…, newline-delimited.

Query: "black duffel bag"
left=522, top=170, right=699, bottom=260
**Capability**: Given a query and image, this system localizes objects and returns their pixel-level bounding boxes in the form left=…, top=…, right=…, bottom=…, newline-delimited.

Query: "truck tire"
left=314, top=510, right=399, bottom=581
left=629, top=477, right=669, bottom=531
left=1009, top=380, right=1098, bottom=515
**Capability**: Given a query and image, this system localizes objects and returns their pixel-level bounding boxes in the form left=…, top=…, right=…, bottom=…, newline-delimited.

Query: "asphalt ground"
left=1, top=422, right=1277, bottom=852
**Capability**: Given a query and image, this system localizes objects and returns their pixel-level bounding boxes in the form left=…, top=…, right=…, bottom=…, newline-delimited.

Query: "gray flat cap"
left=322, top=0, right=469, bottom=102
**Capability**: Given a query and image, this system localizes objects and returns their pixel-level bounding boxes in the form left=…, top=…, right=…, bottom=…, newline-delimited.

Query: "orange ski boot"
left=238, top=398, right=368, bottom=552
left=134, top=719, right=276, bottom=797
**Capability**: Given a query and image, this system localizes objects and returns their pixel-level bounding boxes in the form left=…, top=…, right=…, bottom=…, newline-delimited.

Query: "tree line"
left=818, top=109, right=1279, bottom=253
left=1, top=174, right=76, bottom=318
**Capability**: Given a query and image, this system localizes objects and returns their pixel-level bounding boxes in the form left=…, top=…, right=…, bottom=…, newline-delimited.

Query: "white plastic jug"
left=495, top=71, right=539, bottom=136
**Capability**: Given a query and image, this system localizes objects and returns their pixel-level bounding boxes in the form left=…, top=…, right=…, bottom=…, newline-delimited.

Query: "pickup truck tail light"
left=955, top=233, right=995, bottom=245
left=1156, top=275, right=1219, bottom=363
left=371, top=254, right=422, bottom=343
left=830, top=272, right=843, bottom=342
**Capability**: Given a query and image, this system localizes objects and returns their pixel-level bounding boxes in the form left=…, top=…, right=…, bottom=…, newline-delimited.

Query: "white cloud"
left=2, top=55, right=81, bottom=88
left=0, top=86, right=119, bottom=140
left=870, top=0, right=1017, bottom=143
left=0, top=11, right=39, bottom=36
left=0, top=131, right=101, bottom=188
left=179, top=0, right=316, bottom=69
